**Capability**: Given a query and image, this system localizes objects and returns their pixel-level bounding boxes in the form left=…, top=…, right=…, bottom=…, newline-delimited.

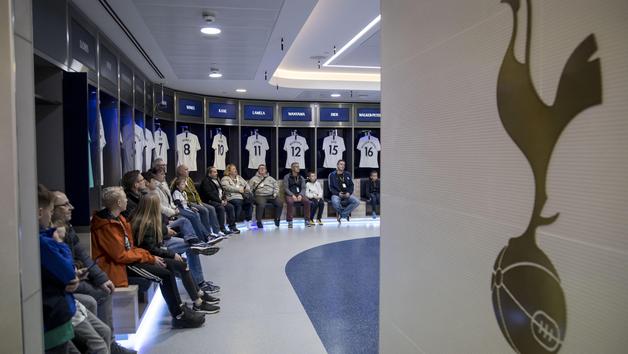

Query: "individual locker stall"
left=207, top=98, right=240, bottom=179
left=316, top=103, right=354, bottom=180
left=98, top=41, right=122, bottom=188
left=134, top=73, right=151, bottom=172
left=353, top=104, right=382, bottom=178
left=143, top=83, right=156, bottom=172
left=153, top=86, right=175, bottom=179
left=175, top=93, right=206, bottom=182
left=120, top=60, right=141, bottom=175
left=239, top=100, right=277, bottom=180
left=277, top=103, right=316, bottom=180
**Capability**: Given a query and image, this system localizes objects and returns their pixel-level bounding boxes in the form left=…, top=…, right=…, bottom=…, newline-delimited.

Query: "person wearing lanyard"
left=328, top=160, right=360, bottom=223
left=282, top=162, right=313, bottom=228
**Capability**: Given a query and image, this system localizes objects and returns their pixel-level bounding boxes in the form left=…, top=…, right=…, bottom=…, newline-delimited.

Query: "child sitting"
left=305, top=171, right=325, bottom=225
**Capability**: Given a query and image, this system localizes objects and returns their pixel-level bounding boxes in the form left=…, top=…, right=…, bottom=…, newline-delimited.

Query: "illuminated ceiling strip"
left=325, top=64, right=381, bottom=69
left=323, top=14, right=381, bottom=68
left=273, top=68, right=380, bottom=82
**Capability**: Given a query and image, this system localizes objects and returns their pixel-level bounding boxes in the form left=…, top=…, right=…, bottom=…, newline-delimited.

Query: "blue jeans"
left=369, top=192, right=380, bottom=211
left=229, top=198, right=253, bottom=222
left=191, top=202, right=221, bottom=234
left=179, top=208, right=210, bottom=241
left=331, top=194, right=360, bottom=218
left=163, top=237, right=205, bottom=285
left=168, top=217, right=198, bottom=242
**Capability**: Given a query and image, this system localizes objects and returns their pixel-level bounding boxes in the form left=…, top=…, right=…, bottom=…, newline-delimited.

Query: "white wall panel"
left=380, top=0, right=628, bottom=352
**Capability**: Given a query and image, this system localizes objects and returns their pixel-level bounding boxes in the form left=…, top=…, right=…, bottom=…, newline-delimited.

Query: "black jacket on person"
left=63, top=225, right=109, bottom=286
left=328, top=170, right=354, bottom=195
left=365, top=179, right=380, bottom=195
left=133, top=223, right=176, bottom=259
left=121, top=189, right=142, bottom=220
left=199, top=176, right=225, bottom=204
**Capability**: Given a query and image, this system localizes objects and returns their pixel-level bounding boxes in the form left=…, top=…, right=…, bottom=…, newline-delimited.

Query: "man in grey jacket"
left=249, top=164, right=283, bottom=228
left=282, top=162, right=313, bottom=228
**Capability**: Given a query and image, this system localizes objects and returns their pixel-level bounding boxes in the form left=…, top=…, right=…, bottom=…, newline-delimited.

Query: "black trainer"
left=229, top=226, right=241, bottom=234
left=193, top=301, right=220, bottom=314
left=274, top=219, right=280, bottom=227
left=206, top=235, right=225, bottom=246
left=172, top=305, right=205, bottom=328
left=220, top=229, right=233, bottom=236
left=111, top=342, right=137, bottom=354
left=201, top=292, right=220, bottom=305
left=256, top=221, right=264, bottom=228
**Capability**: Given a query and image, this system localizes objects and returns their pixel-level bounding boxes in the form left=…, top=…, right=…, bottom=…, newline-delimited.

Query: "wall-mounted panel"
left=119, top=62, right=133, bottom=105
left=33, top=0, right=68, bottom=66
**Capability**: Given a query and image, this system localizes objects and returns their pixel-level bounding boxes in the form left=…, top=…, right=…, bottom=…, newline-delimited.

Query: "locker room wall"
left=379, top=0, right=628, bottom=353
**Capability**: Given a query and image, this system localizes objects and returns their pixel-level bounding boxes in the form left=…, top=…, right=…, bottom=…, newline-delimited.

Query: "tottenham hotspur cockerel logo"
left=492, top=0, right=602, bottom=353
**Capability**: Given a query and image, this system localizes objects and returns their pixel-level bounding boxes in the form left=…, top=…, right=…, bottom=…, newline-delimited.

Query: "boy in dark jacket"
left=365, top=170, right=381, bottom=219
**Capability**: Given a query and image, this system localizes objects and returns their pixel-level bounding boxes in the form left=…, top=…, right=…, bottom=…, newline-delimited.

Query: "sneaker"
left=248, top=221, right=257, bottom=229
left=172, top=305, right=205, bottom=328
left=256, top=221, right=264, bottom=228
left=346, top=215, right=351, bottom=222
left=317, top=219, right=323, bottom=225
left=274, top=219, right=280, bottom=227
left=193, top=301, right=220, bottom=314
left=190, top=243, right=211, bottom=253
left=111, top=342, right=137, bottom=354
left=372, top=211, right=377, bottom=219
left=198, top=281, right=220, bottom=294
left=201, top=292, right=220, bottom=305
left=206, top=236, right=224, bottom=246
left=305, top=219, right=314, bottom=227
left=229, top=226, right=241, bottom=234
left=220, top=229, right=233, bottom=236
left=288, top=221, right=293, bottom=228
left=190, top=246, right=220, bottom=256
left=337, top=215, right=341, bottom=224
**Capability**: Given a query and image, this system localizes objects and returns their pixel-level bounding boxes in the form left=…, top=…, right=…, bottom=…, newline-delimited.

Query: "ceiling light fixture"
left=330, top=93, right=341, bottom=98
left=201, top=27, right=221, bottom=35
left=236, top=88, right=247, bottom=93
left=323, top=14, right=381, bottom=69
left=209, top=68, right=222, bottom=78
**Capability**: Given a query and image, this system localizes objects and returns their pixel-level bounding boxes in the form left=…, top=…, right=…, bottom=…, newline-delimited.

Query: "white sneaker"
left=248, top=221, right=257, bottom=229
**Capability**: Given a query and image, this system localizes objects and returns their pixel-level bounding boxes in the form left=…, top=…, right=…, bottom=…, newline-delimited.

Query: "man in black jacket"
left=51, top=191, right=136, bottom=354
left=199, top=166, right=240, bottom=234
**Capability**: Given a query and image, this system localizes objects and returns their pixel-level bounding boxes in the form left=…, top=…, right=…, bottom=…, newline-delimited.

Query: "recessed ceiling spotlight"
left=330, top=93, right=341, bottom=98
left=209, top=69, right=222, bottom=78
left=201, top=27, right=221, bottom=35
left=236, top=88, right=247, bottom=93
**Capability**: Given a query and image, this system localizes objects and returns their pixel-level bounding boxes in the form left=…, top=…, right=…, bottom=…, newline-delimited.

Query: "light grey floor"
left=123, top=218, right=380, bottom=354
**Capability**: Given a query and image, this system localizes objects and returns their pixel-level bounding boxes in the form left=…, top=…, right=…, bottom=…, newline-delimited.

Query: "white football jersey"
left=97, top=113, right=106, bottom=185
left=144, top=128, right=155, bottom=171
left=245, top=134, right=269, bottom=169
left=283, top=134, right=309, bottom=168
left=176, top=132, right=201, bottom=171
left=122, top=123, right=145, bottom=172
left=211, top=134, right=229, bottom=171
left=153, top=129, right=170, bottom=165
left=322, top=135, right=346, bottom=168
left=357, top=135, right=381, bottom=168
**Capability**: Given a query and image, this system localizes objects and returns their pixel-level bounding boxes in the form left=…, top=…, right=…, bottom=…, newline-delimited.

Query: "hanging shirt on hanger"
left=357, top=134, right=381, bottom=168
left=283, top=134, right=309, bottom=168
left=122, top=123, right=145, bottom=172
left=322, top=134, right=346, bottom=168
left=245, top=133, right=269, bottom=169
left=97, top=112, right=107, bottom=185
left=176, top=131, right=201, bottom=171
left=153, top=129, right=170, bottom=165
left=144, top=128, right=155, bottom=171
left=212, top=133, right=229, bottom=171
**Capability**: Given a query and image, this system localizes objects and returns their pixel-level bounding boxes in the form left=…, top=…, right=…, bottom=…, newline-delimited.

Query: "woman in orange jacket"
left=90, top=186, right=204, bottom=328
